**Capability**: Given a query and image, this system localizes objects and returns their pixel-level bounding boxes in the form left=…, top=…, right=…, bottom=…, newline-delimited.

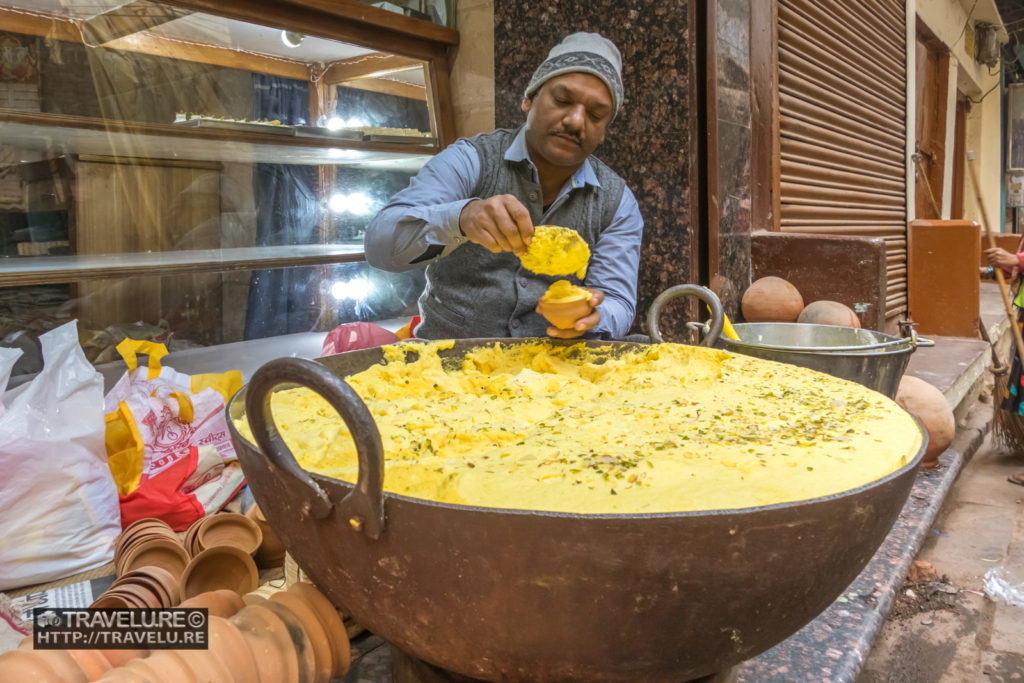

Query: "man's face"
left=521, top=72, right=613, bottom=171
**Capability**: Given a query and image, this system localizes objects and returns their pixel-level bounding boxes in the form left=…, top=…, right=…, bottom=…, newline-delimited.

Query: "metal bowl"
left=647, top=285, right=933, bottom=399
left=228, top=338, right=926, bottom=682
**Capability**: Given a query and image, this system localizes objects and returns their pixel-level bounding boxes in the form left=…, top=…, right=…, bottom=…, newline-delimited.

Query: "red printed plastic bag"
left=118, top=445, right=245, bottom=530
left=0, top=321, right=121, bottom=591
left=104, top=339, right=244, bottom=531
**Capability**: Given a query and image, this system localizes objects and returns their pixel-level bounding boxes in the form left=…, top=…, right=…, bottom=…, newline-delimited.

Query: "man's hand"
left=985, top=247, right=1019, bottom=269
left=459, top=195, right=534, bottom=256
left=539, top=288, right=605, bottom=339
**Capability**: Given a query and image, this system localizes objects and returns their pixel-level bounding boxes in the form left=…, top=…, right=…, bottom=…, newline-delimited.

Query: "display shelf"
left=0, top=244, right=366, bottom=287
left=0, top=111, right=438, bottom=168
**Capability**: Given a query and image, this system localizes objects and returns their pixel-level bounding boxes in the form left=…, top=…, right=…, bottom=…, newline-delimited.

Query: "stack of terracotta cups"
left=1, top=582, right=353, bottom=683
left=179, top=512, right=263, bottom=602
left=90, top=519, right=191, bottom=610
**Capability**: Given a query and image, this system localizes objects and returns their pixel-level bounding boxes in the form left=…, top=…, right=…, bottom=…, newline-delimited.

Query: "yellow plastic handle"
left=150, top=386, right=195, bottom=423
left=116, top=338, right=168, bottom=380
left=706, top=305, right=740, bottom=341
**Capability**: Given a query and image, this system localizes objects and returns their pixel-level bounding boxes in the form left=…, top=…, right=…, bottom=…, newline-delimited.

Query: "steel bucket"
left=228, top=337, right=926, bottom=682
left=647, top=285, right=934, bottom=399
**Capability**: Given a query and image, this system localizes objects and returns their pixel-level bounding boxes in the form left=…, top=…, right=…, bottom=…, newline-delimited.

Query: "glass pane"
left=0, top=1, right=439, bottom=372
left=352, top=0, right=455, bottom=29
left=5, top=263, right=423, bottom=388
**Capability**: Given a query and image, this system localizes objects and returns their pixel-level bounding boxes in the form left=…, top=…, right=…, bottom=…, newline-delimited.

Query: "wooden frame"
left=0, top=0, right=458, bottom=144
left=688, top=0, right=706, bottom=287
left=750, top=0, right=778, bottom=232
left=0, top=0, right=457, bottom=295
left=704, top=0, right=720, bottom=287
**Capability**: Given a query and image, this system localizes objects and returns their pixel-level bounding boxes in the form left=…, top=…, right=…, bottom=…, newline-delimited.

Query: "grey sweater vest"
left=416, top=128, right=626, bottom=339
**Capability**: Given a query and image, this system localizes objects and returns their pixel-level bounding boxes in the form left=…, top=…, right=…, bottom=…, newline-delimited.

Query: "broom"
left=967, top=151, right=1024, bottom=449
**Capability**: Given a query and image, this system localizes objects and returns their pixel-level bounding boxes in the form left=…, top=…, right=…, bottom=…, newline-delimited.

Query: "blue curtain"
left=244, top=74, right=319, bottom=340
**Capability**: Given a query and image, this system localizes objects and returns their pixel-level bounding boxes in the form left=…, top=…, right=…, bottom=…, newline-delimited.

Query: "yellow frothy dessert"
left=234, top=341, right=921, bottom=514
left=540, top=280, right=592, bottom=303
left=519, top=226, right=590, bottom=279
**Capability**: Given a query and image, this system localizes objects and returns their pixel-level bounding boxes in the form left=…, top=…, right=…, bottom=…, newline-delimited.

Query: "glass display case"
left=0, top=0, right=458, bottom=382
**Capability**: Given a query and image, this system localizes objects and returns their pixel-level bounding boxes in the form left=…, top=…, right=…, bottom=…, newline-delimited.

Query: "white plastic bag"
left=0, top=321, right=121, bottom=591
left=0, top=347, right=21, bottom=419
left=983, top=566, right=1024, bottom=607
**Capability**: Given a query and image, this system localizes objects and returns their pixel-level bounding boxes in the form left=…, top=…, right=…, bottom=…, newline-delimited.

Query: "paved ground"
left=859, top=386, right=1024, bottom=682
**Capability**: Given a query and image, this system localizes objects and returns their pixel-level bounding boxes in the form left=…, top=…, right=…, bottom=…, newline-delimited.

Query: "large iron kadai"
left=228, top=336, right=926, bottom=682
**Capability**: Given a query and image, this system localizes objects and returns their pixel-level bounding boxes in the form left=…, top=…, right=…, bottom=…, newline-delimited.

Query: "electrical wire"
left=969, top=75, right=1001, bottom=104
left=956, top=0, right=980, bottom=47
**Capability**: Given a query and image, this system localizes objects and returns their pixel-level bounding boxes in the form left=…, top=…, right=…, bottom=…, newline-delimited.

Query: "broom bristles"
left=992, top=369, right=1024, bottom=453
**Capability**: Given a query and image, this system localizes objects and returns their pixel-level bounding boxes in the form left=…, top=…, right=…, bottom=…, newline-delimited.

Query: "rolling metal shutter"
left=776, top=0, right=908, bottom=318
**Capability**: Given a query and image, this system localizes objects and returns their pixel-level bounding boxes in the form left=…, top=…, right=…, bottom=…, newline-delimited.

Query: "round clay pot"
left=0, top=649, right=64, bottom=682
left=179, top=588, right=246, bottom=619
left=180, top=546, right=259, bottom=602
left=208, top=615, right=259, bottom=683
left=66, top=649, right=113, bottom=681
left=246, top=504, right=286, bottom=567
left=119, top=538, right=190, bottom=579
left=197, top=513, right=263, bottom=556
left=27, top=649, right=88, bottom=683
left=287, top=582, right=351, bottom=677
left=259, top=600, right=316, bottom=683
left=141, top=651, right=197, bottom=683
left=270, top=591, right=333, bottom=683
left=230, top=605, right=297, bottom=683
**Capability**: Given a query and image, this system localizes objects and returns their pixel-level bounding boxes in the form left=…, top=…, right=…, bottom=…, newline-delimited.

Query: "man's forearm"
left=364, top=201, right=472, bottom=272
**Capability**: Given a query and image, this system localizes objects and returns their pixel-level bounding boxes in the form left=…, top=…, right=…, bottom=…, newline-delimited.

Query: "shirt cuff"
left=409, top=199, right=477, bottom=247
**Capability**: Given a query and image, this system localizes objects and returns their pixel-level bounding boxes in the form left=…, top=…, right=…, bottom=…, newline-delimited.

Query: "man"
left=364, top=32, right=643, bottom=340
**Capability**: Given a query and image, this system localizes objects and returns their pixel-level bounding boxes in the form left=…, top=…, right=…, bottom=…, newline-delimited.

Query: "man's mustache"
left=551, top=129, right=582, bottom=144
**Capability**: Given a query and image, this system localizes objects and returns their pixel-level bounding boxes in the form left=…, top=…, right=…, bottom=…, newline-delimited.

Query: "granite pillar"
left=493, top=0, right=696, bottom=336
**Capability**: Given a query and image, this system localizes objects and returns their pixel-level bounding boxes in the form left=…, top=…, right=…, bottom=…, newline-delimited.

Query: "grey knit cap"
left=524, top=32, right=623, bottom=118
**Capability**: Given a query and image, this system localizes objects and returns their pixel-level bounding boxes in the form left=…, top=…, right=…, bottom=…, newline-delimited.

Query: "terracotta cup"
left=183, top=517, right=207, bottom=557
left=98, top=648, right=149, bottom=669
left=118, top=537, right=190, bottom=579
left=536, top=294, right=593, bottom=330
left=66, top=649, right=113, bottom=681
left=197, top=512, right=263, bottom=556
left=287, top=582, right=351, bottom=677
left=270, top=590, right=334, bottom=683
left=180, top=545, right=259, bottom=602
left=230, top=605, right=298, bottom=683
left=246, top=504, right=286, bottom=567
left=173, top=649, right=235, bottom=683
left=0, top=649, right=65, bottom=683
left=208, top=615, right=260, bottom=683
left=141, top=651, right=198, bottom=683
left=90, top=592, right=136, bottom=609
left=19, top=648, right=88, bottom=683
left=259, top=600, right=316, bottom=683
left=179, top=589, right=246, bottom=619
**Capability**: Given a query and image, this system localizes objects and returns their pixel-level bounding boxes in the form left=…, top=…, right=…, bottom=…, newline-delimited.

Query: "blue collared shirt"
left=364, top=128, right=644, bottom=338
